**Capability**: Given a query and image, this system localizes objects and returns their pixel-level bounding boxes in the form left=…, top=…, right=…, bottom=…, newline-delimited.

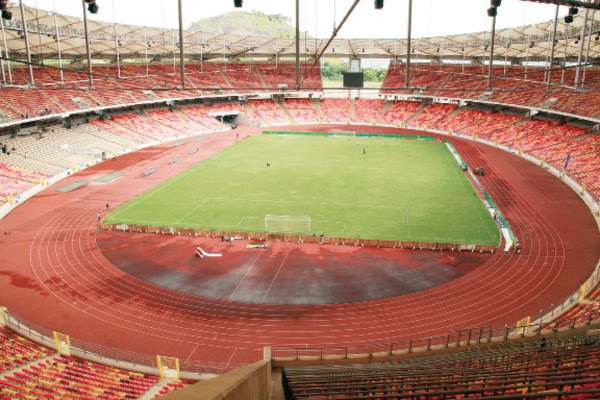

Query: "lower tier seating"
left=284, top=334, right=600, bottom=400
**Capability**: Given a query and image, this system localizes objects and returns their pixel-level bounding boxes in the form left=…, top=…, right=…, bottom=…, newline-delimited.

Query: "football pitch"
left=105, top=134, right=500, bottom=245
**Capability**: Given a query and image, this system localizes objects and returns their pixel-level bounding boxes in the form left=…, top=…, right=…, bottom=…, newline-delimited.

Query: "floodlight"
left=84, top=0, right=99, bottom=13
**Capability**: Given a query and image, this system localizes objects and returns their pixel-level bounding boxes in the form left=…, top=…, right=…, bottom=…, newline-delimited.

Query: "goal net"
left=264, top=215, right=312, bottom=234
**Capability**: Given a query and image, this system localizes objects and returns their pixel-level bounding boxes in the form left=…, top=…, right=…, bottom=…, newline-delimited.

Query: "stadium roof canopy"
left=0, top=3, right=599, bottom=64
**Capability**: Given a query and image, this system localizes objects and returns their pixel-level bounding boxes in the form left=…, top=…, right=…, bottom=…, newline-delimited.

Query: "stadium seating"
left=461, top=112, right=525, bottom=139
left=146, top=109, right=207, bottom=136
left=283, top=98, right=320, bottom=124
left=179, top=105, right=228, bottom=130
left=247, top=99, right=290, bottom=125
left=3, top=64, right=600, bottom=120
left=1, top=354, right=160, bottom=399
left=0, top=88, right=61, bottom=118
left=112, top=113, right=182, bottom=142
left=154, top=380, right=195, bottom=398
left=549, top=285, right=600, bottom=330
left=283, top=334, right=600, bottom=400
left=433, top=108, right=495, bottom=133
left=220, top=64, right=262, bottom=92
left=0, top=326, right=194, bottom=399
left=185, top=63, right=232, bottom=94
left=484, top=119, right=558, bottom=146
left=351, top=99, right=385, bottom=124
left=2, top=128, right=101, bottom=174
left=0, top=326, right=54, bottom=373
left=90, top=118, right=154, bottom=145
left=257, top=63, right=322, bottom=90
left=408, top=103, right=457, bottom=129
left=320, top=98, right=351, bottom=123
left=379, top=100, right=421, bottom=126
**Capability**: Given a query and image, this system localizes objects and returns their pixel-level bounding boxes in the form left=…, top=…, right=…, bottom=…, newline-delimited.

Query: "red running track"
left=0, top=125, right=598, bottom=373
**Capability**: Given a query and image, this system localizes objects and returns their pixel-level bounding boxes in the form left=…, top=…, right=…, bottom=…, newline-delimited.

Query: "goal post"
left=264, top=215, right=311, bottom=234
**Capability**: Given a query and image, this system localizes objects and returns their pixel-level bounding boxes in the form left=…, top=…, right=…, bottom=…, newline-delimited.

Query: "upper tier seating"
left=283, top=334, right=600, bottom=400
left=257, top=63, right=322, bottom=90
left=220, top=64, right=261, bottom=92
left=3, top=64, right=600, bottom=120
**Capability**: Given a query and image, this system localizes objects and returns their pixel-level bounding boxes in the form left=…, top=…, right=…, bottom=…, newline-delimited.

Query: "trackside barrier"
left=263, top=130, right=435, bottom=140
left=5, top=300, right=597, bottom=374
left=271, top=315, right=599, bottom=363
left=532, top=259, right=600, bottom=326
left=98, top=224, right=497, bottom=253
left=444, top=139, right=517, bottom=252
left=1, top=309, right=235, bottom=376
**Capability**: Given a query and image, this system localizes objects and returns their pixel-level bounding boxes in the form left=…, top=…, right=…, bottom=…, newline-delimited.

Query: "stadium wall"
left=158, top=360, right=271, bottom=400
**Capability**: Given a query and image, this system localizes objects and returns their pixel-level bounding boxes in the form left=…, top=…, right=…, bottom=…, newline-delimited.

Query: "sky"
left=22, top=0, right=567, bottom=39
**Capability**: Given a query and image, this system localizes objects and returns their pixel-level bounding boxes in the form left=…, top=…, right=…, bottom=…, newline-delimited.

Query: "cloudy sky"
left=21, top=0, right=569, bottom=39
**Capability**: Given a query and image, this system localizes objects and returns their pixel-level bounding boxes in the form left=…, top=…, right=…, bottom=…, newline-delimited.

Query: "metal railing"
left=4, top=311, right=235, bottom=375
left=272, top=314, right=599, bottom=362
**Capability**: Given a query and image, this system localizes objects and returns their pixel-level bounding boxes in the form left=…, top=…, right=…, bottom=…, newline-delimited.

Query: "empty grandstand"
left=0, top=0, right=599, bottom=399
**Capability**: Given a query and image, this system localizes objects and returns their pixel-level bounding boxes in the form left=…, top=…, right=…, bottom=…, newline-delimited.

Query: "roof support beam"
left=81, top=0, right=93, bottom=88
left=547, top=4, right=559, bottom=89
left=301, top=0, right=361, bottom=86
left=574, top=7, right=589, bottom=89
left=53, top=12, right=64, bottom=84
left=519, top=0, right=600, bottom=10
left=0, top=15, right=12, bottom=84
left=405, top=0, right=412, bottom=89
left=177, top=0, right=185, bottom=89
left=581, top=10, right=594, bottom=87
left=113, top=23, right=121, bottom=78
left=487, top=8, right=497, bottom=90
left=19, top=0, right=34, bottom=85
left=295, top=0, right=300, bottom=89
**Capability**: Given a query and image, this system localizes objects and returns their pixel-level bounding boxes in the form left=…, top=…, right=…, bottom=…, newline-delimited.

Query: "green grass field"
left=105, top=134, right=500, bottom=245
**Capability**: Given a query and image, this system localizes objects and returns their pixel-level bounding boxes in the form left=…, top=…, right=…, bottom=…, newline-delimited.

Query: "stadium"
left=0, top=0, right=599, bottom=398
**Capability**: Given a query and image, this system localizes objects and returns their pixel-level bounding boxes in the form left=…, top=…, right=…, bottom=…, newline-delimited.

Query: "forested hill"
left=189, top=11, right=308, bottom=38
